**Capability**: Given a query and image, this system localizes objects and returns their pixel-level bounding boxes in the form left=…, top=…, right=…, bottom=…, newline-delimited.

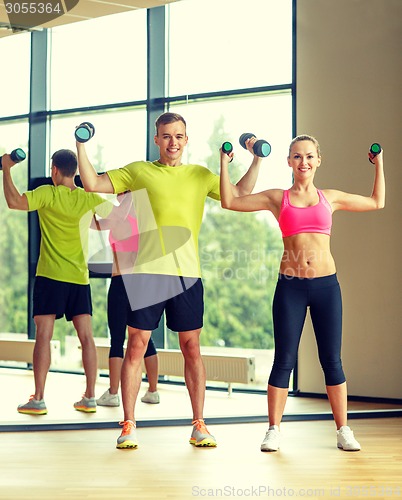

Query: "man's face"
left=154, top=120, right=188, bottom=166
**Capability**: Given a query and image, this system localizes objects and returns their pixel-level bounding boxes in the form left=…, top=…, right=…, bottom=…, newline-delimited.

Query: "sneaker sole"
left=17, top=408, right=48, bottom=415
left=189, top=438, right=217, bottom=447
left=140, top=400, right=160, bottom=404
left=74, top=407, right=97, bottom=413
left=96, top=402, right=120, bottom=407
left=116, top=440, right=138, bottom=449
left=337, top=444, right=361, bottom=451
left=261, top=446, right=279, bottom=452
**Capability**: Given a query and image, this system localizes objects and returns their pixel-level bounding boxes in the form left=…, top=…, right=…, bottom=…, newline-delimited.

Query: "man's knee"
left=125, top=330, right=151, bottom=360
left=179, top=330, right=202, bottom=360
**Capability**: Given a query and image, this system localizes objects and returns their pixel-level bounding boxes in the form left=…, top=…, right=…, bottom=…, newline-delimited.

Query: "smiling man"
left=76, top=112, right=263, bottom=450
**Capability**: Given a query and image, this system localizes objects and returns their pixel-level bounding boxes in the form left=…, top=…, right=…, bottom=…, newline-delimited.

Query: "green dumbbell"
left=369, top=143, right=382, bottom=164
left=221, top=141, right=234, bottom=162
left=239, top=133, right=271, bottom=158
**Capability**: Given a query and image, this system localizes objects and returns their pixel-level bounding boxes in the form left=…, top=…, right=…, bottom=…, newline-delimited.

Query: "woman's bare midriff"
left=279, top=233, right=336, bottom=278
left=111, top=251, right=138, bottom=277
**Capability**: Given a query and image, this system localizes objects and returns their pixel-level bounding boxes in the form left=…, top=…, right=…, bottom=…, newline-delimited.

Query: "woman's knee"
left=268, top=358, right=296, bottom=389
left=109, top=343, right=124, bottom=358
left=321, top=359, right=346, bottom=386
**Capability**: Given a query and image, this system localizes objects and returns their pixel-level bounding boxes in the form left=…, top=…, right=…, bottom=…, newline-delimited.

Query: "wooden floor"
left=0, top=418, right=401, bottom=499
left=1, top=368, right=401, bottom=499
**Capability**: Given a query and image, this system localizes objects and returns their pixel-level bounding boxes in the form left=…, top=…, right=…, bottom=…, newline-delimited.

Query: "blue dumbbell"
left=75, top=122, right=95, bottom=143
left=239, top=133, right=271, bottom=157
left=0, top=148, right=26, bottom=170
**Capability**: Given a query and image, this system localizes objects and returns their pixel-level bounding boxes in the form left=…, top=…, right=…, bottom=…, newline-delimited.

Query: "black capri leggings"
left=107, top=276, right=157, bottom=359
left=268, top=273, right=346, bottom=389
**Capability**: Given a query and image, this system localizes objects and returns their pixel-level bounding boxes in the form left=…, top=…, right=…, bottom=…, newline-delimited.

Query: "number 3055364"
left=5, top=3, right=62, bottom=14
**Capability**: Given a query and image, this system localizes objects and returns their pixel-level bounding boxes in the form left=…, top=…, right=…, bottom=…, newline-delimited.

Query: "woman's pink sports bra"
left=108, top=215, right=139, bottom=253
left=278, top=189, right=332, bottom=238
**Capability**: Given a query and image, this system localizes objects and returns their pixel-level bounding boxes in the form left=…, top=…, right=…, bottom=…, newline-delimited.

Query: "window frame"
left=0, top=1, right=296, bottom=392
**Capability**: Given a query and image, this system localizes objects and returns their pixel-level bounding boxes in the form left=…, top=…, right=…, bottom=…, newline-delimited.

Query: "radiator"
left=0, top=339, right=35, bottom=363
left=95, top=346, right=256, bottom=394
left=0, top=338, right=60, bottom=364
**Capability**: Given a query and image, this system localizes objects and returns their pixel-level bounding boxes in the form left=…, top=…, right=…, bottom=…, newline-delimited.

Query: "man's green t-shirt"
left=24, top=185, right=111, bottom=285
left=107, top=161, right=220, bottom=278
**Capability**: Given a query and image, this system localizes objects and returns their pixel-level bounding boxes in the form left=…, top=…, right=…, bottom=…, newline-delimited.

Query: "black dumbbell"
left=369, top=143, right=382, bottom=164
left=0, top=148, right=26, bottom=170
left=239, top=133, right=271, bottom=158
left=75, top=122, right=95, bottom=143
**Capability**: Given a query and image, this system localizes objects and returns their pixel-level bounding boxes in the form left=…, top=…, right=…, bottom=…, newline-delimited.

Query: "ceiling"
left=0, top=0, right=181, bottom=38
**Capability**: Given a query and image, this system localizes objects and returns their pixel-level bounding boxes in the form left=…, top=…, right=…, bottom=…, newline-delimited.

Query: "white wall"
left=296, top=0, right=402, bottom=398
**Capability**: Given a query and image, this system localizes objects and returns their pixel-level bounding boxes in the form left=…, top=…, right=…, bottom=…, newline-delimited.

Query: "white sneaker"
left=140, top=390, right=160, bottom=404
left=96, top=389, right=120, bottom=407
left=337, top=426, right=361, bottom=451
left=260, top=425, right=280, bottom=452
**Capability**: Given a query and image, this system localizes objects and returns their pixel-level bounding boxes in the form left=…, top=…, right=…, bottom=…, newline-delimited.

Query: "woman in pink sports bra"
left=220, top=135, right=385, bottom=453
left=92, top=191, right=160, bottom=407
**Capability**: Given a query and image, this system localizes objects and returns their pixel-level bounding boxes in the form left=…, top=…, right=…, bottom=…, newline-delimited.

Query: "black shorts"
left=33, top=276, right=92, bottom=321
left=107, top=276, right=158, bottom=358
left=120, top=274, right=204, bottom=332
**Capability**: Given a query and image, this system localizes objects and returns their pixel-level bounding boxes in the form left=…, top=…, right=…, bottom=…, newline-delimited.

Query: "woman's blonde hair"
left=288, top=135, right=321, bottom=158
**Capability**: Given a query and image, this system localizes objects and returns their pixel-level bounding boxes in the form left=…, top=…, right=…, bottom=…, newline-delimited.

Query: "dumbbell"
left=221, top=141, right=234, bottom=162
left=239, top=133, right=271, bottom=158
left=369, top=143, right=382, bottom=164
left=75, top=122, right=95, bottom=143
left=222, top=141, right=233, bottom=155
left=0, top=148, right=26, bottom=170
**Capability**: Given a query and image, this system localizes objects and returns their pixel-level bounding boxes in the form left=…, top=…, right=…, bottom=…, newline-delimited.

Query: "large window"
left=49, top=11, right=147, bottom=110
left=0, top=121, right=29, bottom=340
left=49, top=109, right=147, bottom=174
left=164, top=0, right=293, bottom=388
left=0, top=39, right=30, bottom=342
left=167, top=0, right=292, bottom=95
left=1, top=0, right=294, bottom=390
left=0, top=33, right=31, bottom=117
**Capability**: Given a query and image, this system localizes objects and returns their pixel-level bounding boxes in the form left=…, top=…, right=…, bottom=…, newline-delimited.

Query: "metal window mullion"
left=27, top=29, right=49, bottom=339
left=146, top=6, right=166, bottom=161
left=146, top=7, right=166, bottom=350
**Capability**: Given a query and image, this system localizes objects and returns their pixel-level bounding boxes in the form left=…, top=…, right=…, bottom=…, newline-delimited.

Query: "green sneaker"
left=74, top=395, right=97, bottom=413
left=17, top=396, right=48, bottom=415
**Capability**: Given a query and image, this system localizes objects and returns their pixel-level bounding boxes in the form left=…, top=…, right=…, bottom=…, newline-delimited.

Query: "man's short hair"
left=51, top=149, right=78, bottom=178
left=155, top=112, right=186, bottom=134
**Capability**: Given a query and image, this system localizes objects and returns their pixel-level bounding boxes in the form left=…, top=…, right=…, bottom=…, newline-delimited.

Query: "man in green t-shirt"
left=76, top=112, right=264, bottom=449
left=2, top=149, right=110, bottom=415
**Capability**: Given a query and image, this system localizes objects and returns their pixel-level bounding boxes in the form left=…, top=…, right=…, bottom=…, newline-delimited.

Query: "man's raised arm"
left=1, top=154, right=29, bottom=210
left=76, top=142, right=114, bottom=193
